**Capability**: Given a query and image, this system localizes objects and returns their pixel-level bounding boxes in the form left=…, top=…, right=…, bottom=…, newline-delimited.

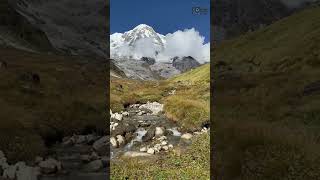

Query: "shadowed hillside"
left=0, top=47, right=107, bottom=162
left=213, top=5, right=320, bottom=179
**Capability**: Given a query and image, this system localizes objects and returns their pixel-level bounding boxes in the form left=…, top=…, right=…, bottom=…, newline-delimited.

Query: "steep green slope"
left=213, top=5, right=320, bottom=180
left=171, top=63, right=210, bottom=84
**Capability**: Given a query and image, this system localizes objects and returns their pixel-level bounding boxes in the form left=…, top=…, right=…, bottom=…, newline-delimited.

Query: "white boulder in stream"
left=122, top=111, right=129, bottom=116
left=147, top=148, right=155, bottom=155
left=162, top=146, right=169, bottom=151
left=110, top=122, right=119, bottom=131
left=181, top=133, right=193, bottom=140
left=139, top=147, right=147, bottom=152
left=116, top=135, right=125, bottom=146
left=110, top=110, right=123, bottom=121
left=110, top=137, right=118, bottom=148
left=155, top=127, right=164, bottom=137
left=139, top=102, right=163, bottom=115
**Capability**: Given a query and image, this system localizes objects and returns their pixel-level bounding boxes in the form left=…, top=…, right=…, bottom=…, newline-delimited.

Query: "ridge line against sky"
left=110, top=0, right=210, bottom=43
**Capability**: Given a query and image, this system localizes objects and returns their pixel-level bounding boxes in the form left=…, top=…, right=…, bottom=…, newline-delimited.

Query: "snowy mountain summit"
left=111, top=24, right=165, bottom=59
left=123, top=24, right=165, bottom=47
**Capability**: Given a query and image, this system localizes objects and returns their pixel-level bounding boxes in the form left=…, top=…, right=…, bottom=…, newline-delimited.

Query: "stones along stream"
left=110, top=102, right=209, bottom=159
left=0, top=102, right=208, bottom=180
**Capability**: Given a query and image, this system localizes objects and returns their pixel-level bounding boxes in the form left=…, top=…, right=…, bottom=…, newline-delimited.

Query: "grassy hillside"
left=110, top=63, right=210, bottom=131
left=0, top=47, right=106, bottom=162
left=111, top=133, right=210, bottom=180
left=110, top=64, right=210, bottom=179
left=213, top=5, right=320, bottom=179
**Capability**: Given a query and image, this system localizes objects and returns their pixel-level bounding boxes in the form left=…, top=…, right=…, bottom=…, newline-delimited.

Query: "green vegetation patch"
left=111, top=133, right=210, bottom=180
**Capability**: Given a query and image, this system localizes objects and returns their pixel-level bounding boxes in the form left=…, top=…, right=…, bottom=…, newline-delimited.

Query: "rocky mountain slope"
left=0, top=0, right=54, bottom=52
left=213, top=4, right=320, bottom=179
left=12, top=0, right=108, bottom=58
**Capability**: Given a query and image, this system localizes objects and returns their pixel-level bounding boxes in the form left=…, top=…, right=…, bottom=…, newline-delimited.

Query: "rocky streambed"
left=110, top=102, right=209, bottom=159
left=0, top=102, right=209, bottom=180
left=0, top=133, right=109, bottom=180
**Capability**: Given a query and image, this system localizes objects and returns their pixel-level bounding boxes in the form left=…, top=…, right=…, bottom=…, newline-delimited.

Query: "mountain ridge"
left=110, top=24, right=205, bottom=80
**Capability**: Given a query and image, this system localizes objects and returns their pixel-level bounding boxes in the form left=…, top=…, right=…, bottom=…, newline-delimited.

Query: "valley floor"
left=110, top=64, right=210, bottom=179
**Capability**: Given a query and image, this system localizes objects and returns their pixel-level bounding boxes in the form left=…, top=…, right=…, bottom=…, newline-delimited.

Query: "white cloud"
left=160, top=28, right=210, bottom=63
left=134, top=38, right=163, bottom=58
left=111, top=28, right=210, bottom=63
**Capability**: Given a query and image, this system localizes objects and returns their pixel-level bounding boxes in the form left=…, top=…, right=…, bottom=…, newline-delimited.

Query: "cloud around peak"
left=111, top=27, right=210, bottom=63
left=160, top=28, right=210, bottom=63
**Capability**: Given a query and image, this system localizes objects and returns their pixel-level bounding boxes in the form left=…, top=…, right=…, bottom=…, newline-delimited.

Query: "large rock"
left=155, top=127, right=164, bottom=137
left=34, top=156, right=43, bottom=165
left=181, top=133, right=193, bottom=140
left=116, top=135, right=125, bottom=147
left=3, top=165, right=17, bottom=179
left=141, top=57, right=156, bottom=65
left=147, top=148, right=155, bottom=155
left=142, top=127, right=155, bottom=142
left=110, top=137, right=117, bottom=148
left=111, top=122, right=136, bottom=137
left=80, top=155, right=91, bottom=163
left=139, top=147, right=147, bottom=152
left=83, top=160, right=103, bottom=172
left=172, top=56, right=200, bottom=73
left=38, top=158, right=62, bottom=174
left=86, top=134, right=99, bottom=145
left=110, top=122, right=119, bottom=131
left=139, top=102, right=163, bottom=115
left=93, top=136, right=108, bottom=150
left=75, top=135, right=87, bottom=144
left=93, top=136, right=109, bottom=155
left=16, top=163, right=40, bottom=180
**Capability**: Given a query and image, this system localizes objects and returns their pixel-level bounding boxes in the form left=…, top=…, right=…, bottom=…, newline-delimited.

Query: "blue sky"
left=110, top=0, right=210, bottom=43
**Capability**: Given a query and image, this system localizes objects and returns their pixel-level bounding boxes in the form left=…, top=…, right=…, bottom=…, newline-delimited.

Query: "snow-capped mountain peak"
left=122, top=24, right=165, bottom=47
left=110, top=24, right=166, bottom=59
